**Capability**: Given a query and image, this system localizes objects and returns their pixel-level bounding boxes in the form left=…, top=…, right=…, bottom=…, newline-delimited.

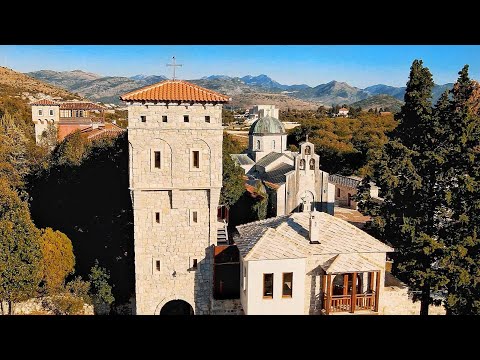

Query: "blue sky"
left=1, top=45, right=479, bottom=88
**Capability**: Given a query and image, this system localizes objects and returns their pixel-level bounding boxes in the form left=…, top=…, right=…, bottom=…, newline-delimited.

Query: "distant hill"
left=364, top=84, right=406, bottom=100
left=350, top=94, right=403, bottom=113
left=1, top=67, right=82, bottom=102
left=294, top=81, right=369, bottom=105
left=25, top=69, right=456, bottom=109
left=364, top=83, right=454, bottom=104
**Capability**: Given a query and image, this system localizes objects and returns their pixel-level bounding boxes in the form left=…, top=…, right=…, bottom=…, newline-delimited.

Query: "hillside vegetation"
left=350, top=94, right=403, bottom=113
left=285, top=111, right=398, bottom=175
left=1, top=67, right=82, bottom=101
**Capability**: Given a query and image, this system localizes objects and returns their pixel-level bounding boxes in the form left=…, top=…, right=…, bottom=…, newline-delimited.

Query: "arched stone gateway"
left=160, top=300, right=194, bottom=315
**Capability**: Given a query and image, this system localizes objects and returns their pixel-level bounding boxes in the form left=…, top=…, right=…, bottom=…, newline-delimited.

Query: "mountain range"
left=26, top=70, right=454, bottom=110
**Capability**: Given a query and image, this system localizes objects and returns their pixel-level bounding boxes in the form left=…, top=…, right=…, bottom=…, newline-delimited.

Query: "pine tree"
left=440, top=66, right=480, bottom=314
left=362, top=60, right=447, bottom=315
left=0, top=179, right=42, bottom=314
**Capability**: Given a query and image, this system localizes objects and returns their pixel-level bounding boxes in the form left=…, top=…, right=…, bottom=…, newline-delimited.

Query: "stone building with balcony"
left=234, top=210, right=394, bottom=315
left=31, top=99, right=106, bottom=143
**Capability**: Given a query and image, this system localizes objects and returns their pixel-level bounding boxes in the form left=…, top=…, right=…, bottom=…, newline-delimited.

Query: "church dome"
left=248, top=116, right=286, bottom=135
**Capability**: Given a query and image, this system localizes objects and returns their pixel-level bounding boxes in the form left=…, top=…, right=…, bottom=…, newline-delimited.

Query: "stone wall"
left=211, top=299, right=244, bottom=315
left=380, top=277, right=445, bottom=315
left=334, top=184, right=358, bottom=209
left=1, top=298, right=94, bottom=315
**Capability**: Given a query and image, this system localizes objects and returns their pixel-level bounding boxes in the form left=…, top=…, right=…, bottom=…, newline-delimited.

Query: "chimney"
left=309, top=211, right=320, bottom=244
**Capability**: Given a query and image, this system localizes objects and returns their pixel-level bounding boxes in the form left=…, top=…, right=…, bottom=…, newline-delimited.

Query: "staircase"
left=217, top=221, right=229, bottom=245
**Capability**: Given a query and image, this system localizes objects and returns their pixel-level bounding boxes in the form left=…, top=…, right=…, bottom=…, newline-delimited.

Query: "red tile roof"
left=59, top=102, right=105, bottom=110
left=120, top=80, right=231, bottom=103
left=31, top=99, right=59, bottom=106
left=80, top=122, right=125, bottom=140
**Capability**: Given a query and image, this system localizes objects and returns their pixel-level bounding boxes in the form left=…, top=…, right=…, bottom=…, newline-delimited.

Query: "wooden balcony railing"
left=324, top=292, right=376, bottom=313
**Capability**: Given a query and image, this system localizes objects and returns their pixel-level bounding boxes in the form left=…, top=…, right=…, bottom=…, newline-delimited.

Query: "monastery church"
left=121, top=72, right=433, bottom=315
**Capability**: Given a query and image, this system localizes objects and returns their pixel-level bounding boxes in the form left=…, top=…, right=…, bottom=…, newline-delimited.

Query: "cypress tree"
left=440, top=66, right=480, bottom=314
left=360, top=60, right=447, bottom=315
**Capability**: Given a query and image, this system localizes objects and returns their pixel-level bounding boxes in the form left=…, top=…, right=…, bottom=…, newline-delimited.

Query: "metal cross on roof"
left=166, top=56, right=182, bottom=80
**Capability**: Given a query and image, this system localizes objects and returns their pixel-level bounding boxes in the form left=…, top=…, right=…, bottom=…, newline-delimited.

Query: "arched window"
left=299, top=159, right=306, bottom=170
left=272, top=140, right=275, bottom=149
left=309, top=159, right=315, bottom=170
left=256, top=140, right=261, bottom=150
left=305, top=145, right=311, bottom=155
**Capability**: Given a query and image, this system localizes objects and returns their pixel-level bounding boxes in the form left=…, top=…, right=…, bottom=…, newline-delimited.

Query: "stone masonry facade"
left=128, top=102, right=223, bottom=315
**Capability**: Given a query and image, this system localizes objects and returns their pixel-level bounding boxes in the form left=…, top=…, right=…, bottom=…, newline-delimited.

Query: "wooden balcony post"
left=374, top=271, right=381, bottom=312
left=369, top=272, right=375, bottom=292
left=343, top=274, right=348, bottom=296
left=326, top=273, right=332, bottom=315
left=350, top=272, right=357, bottom=313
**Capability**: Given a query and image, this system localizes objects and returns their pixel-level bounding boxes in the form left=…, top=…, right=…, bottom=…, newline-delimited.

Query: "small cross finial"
left=166, top=56, right=182, bottom=80
left=306, top=134, right=309, bottom=142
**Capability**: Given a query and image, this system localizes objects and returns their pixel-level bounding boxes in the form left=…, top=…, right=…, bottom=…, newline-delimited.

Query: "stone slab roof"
left=120, top=80, right=230, bottom=103
left=231, top=153, right=255, bottom=166
left=329, top=174, right=379, bottom=190
left=261, top=163, right=295, bottom=184
left=321, top=253, right=383, bottom=274
left=235, top=211, right=393, bottom=261
left=255, top=152, right=285, bottom=168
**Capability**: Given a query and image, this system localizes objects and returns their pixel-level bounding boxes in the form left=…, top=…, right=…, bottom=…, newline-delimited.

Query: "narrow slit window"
left=205, top=115, right=210, bottom=123
left=162, top=115, right=167, bottom=123
left=192, top=259, right=198, bottom=269
left=141, top=115, right=146, bottom=123
left=337, top=188, right=341, bottom=197
left=154, top=151, right=161, bottom=168
left=155, top=212, right=160, bottom=224
left=193, top=151, right=200, bottom=169
left=282, top=272, right=293, bottom=298
left=263, top=273, right=274, bottom=298
left=155, top=260, right=161, bottom=272
left=184, top=115, right=189, bottom=122
left=192, top=211, right=198, bottom=223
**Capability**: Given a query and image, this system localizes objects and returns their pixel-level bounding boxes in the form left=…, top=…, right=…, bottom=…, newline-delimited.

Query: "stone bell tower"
left=121, top=78, right=230, bottom=315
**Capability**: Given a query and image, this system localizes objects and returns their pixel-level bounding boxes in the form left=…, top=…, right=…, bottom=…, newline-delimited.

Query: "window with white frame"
left=49, top=109, right=54, bottom=116
left=189, top=209, right=200, bottom=225
left=38, top=109, right=43, bottom=116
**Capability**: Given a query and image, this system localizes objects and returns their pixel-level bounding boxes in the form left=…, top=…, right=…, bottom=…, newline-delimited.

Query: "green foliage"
left=28, top=132, right=134, bottom=304
left=438, top=66, right=480, bottom=315
left=89, top=260, right=115, bottom=311
left=362, top=60, right=449, bottom=315
left=0, top=112, right=30, bottom=186
left=39, top=227, right=75, bottom=293
left=221, top=134, right=246, bottom=207
left=287, top=112, right=397, bottom=175
left=52, top=130, right=89, bottom=166
left=222, top=109, right=235, bottom=125
left=251, top=182, right=268, bottom=221
left=0, top=179, right=42, bottom=314
left=39, top=123, right=58, bottom=150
